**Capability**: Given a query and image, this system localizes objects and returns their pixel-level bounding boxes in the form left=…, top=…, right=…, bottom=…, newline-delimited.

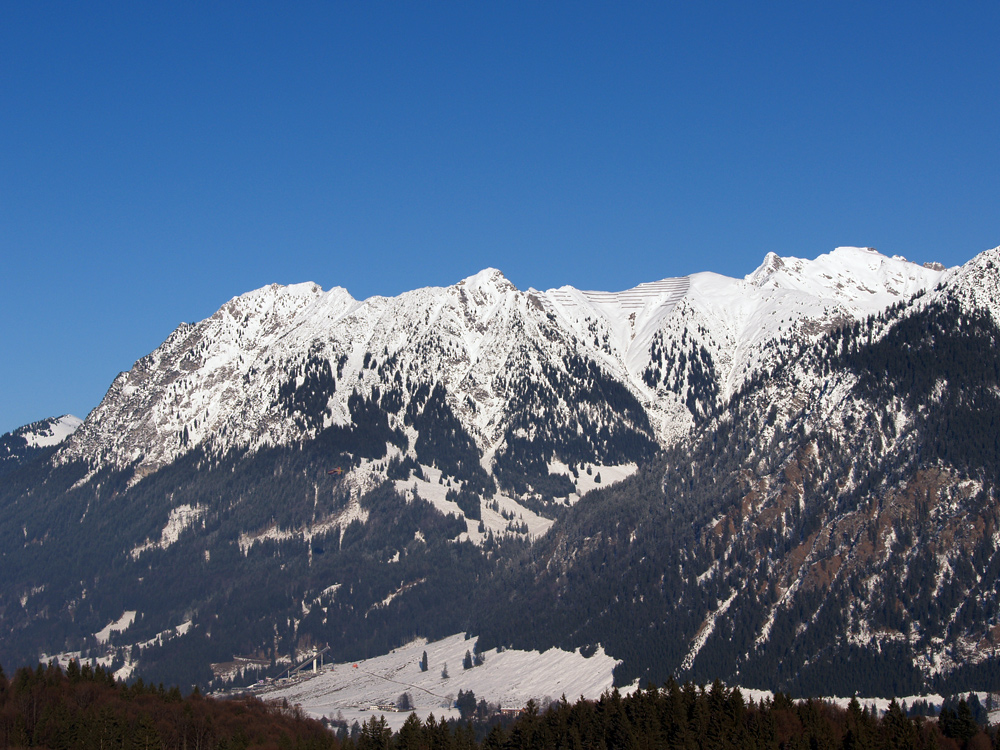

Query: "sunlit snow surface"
left=248, top=631, right=975, bottom=728
left=94, top=610, right=137, bottom=644
left=394, top=465, right=554, bottom=541
left=251, top=633, right=624, bottom=729
left=131, top=504, right=205, bottom=558
left=14, top=414, right=82, bottom=447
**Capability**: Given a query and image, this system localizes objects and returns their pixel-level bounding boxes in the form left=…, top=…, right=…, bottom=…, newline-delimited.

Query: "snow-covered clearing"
left=250, top=632, right=624, bottom=730
left=395, top=466, right=554, bottom=542
left=548, top=460, right=638, bottom=501
left=95, top=610, right=137, bottom=644
left=131, top=504, right=205, bottom=559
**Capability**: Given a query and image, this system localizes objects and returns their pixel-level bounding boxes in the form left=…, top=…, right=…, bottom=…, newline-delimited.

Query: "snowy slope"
left=20, top=414, right=84, bottom=447
left=655, top=248, right=946, bottom=408
left=535, top=247, right=948, bottom=443
left=6, top=415, right=83, bottom=448
left=0, top=414, right=83, bottom=474
left=935, top=245, right=1000, bottom=322
left=251, top=632, right=623, bottom=729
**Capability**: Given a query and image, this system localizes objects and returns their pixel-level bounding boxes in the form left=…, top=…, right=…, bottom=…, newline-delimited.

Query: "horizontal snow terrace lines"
left=543, top=277, right=690, bottom=312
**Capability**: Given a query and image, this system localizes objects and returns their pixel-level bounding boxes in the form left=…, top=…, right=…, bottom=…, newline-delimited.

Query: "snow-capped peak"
left=746, top=246, right=943, bottom=300
left=13, top=415, right=83, bottom=448
left=458, top=267, right=515, bottom=293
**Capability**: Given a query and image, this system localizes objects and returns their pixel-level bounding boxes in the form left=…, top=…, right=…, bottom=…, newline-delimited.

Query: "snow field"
left=394, top=466, right=554, bottom=542
left=254, top=632, right=622, bottom=730
left=95, top=611, right=137, bottom=644
left=548, top=460, right=638, bottom=501
left=18, top=415, right=83, bottom=447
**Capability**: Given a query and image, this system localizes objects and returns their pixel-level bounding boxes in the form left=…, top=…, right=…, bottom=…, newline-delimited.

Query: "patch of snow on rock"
left=20, top=415, right=84, bottom=448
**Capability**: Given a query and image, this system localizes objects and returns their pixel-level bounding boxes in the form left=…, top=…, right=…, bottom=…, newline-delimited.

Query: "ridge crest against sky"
left=2, top=3, right=998, bottom=434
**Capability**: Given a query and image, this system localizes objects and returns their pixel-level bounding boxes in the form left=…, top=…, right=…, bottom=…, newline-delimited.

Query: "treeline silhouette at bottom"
left=1, top=661, right=997, bottom=750
left=352, top=681, right=994, bottom=750
left=0, top=661, right=334, bottom=749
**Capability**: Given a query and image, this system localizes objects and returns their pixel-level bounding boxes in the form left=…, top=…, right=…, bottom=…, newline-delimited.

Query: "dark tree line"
left=4, top=664, right=995, bottom=750
left=340, top=680, right=997, bottom=750
left=0, top=660, right=335, bottom=749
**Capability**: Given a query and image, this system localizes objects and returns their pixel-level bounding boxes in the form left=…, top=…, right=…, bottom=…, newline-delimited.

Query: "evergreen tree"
left=396, top=712, right=425, bottom=750
left=455, top=689, right=476, bottom=720
left=358, top=715, right=392, bottom=750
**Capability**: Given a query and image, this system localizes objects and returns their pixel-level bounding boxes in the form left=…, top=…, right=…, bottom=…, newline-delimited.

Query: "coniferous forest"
left=1, top=660, right=997, bottom=750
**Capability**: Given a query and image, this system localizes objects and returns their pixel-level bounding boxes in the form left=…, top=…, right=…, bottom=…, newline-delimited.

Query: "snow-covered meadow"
left=250, top=633, right=624, bottom=730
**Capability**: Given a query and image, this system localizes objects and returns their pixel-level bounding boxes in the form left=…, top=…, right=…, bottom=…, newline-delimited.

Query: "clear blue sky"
left=2, top=2, right=999, bottom=434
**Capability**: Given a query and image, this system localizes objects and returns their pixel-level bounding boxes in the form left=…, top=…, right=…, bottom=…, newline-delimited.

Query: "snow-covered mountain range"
left=4, top=243, right=999, bottom=700
left=61, top=247, right=948, bottom=479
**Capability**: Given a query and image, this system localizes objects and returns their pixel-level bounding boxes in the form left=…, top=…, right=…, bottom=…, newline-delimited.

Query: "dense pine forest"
left=0, top=661, right=335, bottom=749
left=1, top=660, right=997, bottom=750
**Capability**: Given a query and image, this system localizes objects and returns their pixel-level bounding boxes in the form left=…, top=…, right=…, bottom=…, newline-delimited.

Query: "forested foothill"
left=1, top=662, right=997, bottom=750
left=0, top=660, right=335, bottom=749
left=0, top=409, right=489, bottom=692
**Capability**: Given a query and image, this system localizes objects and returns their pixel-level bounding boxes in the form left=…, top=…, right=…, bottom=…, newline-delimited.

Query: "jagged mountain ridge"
left=60, top=247, right=947, bottom=484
